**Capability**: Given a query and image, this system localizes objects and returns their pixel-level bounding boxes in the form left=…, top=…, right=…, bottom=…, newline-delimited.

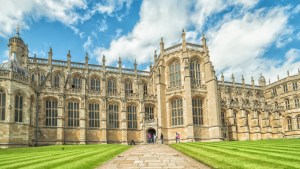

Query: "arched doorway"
left=147, top=128, right=156, bottom=143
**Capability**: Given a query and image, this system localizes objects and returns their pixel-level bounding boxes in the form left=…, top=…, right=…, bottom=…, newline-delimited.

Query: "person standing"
left=177, top=133, right=180, bottom=143
left=160, top=133, right=164, bottom=144
left=175, top=132, right=178, bottom=143
left=153, top=134, right=156, bottom=144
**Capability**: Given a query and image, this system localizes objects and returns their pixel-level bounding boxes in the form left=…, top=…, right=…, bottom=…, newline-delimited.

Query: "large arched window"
left=125, top=80, right=133, bottom=96
left=108, top=104, right=119, bottom=128
left=190, top=59, right=201, bottom=86
left=45, top=99, right=58, bottom=126
left=90, top=77, right=100, bottom=91
left=72, top=75, right=81, bottom=89
left=15, top=93, right=23, bottom=122
left=67, top=101, right=79, bottom=127
left=54, top=74, right=60, bottom=88
left=287, top=117, right=292, bottom=131
left=295, top=97, right=299, bottom=108
left=31, top=74, right=35, bottom=82
left=192, top=98, right=203, bottom=125
left=145, top=105, right=154, bottom=120
left=297, top=115, right=300, bottom=129
left=171, top=98, right=183, bottom=126
left=0, top=89, right=5, bottom=121
left=127, top=105, right=137, bottom=129
left=169, top=61, right=181, bottom=88
left=89, top=103, right=100, bottom=127
left=107, top=78, right=117, bottom=96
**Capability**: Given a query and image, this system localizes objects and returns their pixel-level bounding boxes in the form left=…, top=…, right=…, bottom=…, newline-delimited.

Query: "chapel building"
left=0, top=30, right=299, bottom=148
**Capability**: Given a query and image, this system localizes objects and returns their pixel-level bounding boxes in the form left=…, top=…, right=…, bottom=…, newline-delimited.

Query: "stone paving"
left=98, top=144, right=210, bottom=169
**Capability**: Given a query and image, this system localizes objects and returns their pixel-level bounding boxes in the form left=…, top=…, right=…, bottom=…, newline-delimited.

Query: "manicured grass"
left=0, top=144, right=130, bottom=169
left=170, top=139, right=300, bottom=169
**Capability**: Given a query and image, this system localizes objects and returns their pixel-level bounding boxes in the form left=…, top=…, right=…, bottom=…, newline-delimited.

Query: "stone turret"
left=258, top=74, right=266, bottom=86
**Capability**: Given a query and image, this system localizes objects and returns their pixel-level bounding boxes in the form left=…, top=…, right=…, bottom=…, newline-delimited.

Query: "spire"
left=221, top=72, right=224, bottom=82
left=241, top=75, right=245, bottom=86
left=16, top=24, right=20, bottom=37
left=118, top=57, right=122, bottom=69
left=154, top=50, right=157, bottom=61
left=85, top=52, right=89, bottom=66
left=251, top=76, right=254, bottom=86
left=231, top=73, right=235, bottom=83
left=102, top=55, right=106, bottom=66
left=277, top=75, right=279, bottom=81
left=48, top=47, right=53, bottom=66
left=160, top=37, right=164, bottom=54
left=67, top=50, right=71, bottom=68
left=287, top=70, right=289, bottom=76
left=134, top=59, right=137, bottom=71
left=182, top=29, right=186, bottom=43
left=201, top=34, right=207, bottom=49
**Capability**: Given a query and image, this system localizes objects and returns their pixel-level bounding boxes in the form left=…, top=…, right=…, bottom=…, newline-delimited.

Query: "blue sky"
left=0, top=0, right=300, bottom=83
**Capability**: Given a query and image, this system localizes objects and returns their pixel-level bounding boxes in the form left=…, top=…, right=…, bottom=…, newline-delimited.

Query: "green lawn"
left=0, top=144, right=130, bottom=169
left=170, top=139, right=300, bottom=169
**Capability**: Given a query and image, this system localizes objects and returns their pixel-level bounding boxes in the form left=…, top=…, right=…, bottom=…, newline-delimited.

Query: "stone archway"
left=146, top=128, right=156, bottom=143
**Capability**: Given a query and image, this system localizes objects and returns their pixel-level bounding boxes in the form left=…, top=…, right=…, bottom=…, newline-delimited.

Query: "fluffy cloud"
left=0, top=0, right=87, bottom=37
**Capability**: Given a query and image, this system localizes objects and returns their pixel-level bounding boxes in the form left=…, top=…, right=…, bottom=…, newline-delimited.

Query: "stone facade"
left=0, top=30, right=300, bottom=148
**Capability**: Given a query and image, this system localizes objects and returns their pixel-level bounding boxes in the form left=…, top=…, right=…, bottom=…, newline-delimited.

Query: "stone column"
left=56, top=95, right=64, bottom=144
left=227, top=109, right=237, bottom=140
left=121, top=99, right=127, bottom=144
left=101, top=76, right=107, bottom=144
left=79, top=97, right=86, bottom=144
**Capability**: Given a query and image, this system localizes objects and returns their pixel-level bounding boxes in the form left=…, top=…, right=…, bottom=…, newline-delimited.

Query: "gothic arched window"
left=295, top=97, right=299, bottom=108
left=192, top=98, right=203, bottom=125
left=89, top=103, right=100, bottom=127
left=107, top=78, right=117, bottom=96
left=190, top=59, right=201, bottom=86
left=45, top=99, right=58, bottom=126
left=108, top=104, right=119, bottom=128
left=54, top=74, right=60, bottom=88
left=40, top=74, right=45, bottom=85
left=127, top=105, right=137, bottom=129
left=169, top=61, right=181, bottom=88
left=67, top=101, right=79, bottom=127
left=15, top=93, right=23, bottom=122
left=125, top=80, right=133, bottom=96
left=297, top=115, right=300, bottom=129
left=90, top=77, right=100, bottom=91
left=72, top=75, right=81, bottom=89
left=171, top=98, right=183, bottom=126
left=287, top=116, right=292, bottom=131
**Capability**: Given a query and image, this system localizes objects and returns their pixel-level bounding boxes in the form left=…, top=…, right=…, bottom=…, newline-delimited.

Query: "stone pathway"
left=98, top=144, right=210, bottom=169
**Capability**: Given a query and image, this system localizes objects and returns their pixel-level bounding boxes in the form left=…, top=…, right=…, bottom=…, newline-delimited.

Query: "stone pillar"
left=227, top=109, right=237, bottom=140
left=101, top=76, right=107, bottom=144
left=79, top=97, right=86, bottom=144
left=238, top=109, right=249, bottom=140
left=182, top=56, right=194, bottom=141
left=121, top=99, right=127, bottom=144
left=56, top=95, right=64, bottom=144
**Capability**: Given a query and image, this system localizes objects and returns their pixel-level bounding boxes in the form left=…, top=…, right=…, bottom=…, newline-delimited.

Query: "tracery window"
left=54, top=74, right=60, bottom=88
left=143, top=83, right=148, bottom=95
left=15, top=93, right=23, bottom=122
left=45, top=99, right=58, bottom=126
left=125, top=80, right=133, bottom=96
left=89, top=103, right=100, bottom=128
left=285, top=99, right=290, bottom=109
left=31, top=74, right=35, bottom=82
left=0, top=89, right=5, bottom=121
left=145, top=106, right=154, bottom=120
left=190, top=59, right=201, bottom=86
left=108, top=104, right=119, bottom=128
left=295, top=97, right=300, bottom=108
left=72, top=75, right=81, bottom=89
left=90, top=77, right=100, bottom=91
left=169, top=61, right=181, bottom=88
left=287, top=117, right=292, bottom=131
left=127, top=105, right=137, bottom=129
left=192, top=98, right=203, bottom=125
left=293, top=82, right=298, bottom=90
left=67, top=101, right=79, bottom=127
left=171, top=98, right=183, bottom=126
left=272, top=88, right=277, bottom=96
left=107, top=78, right=117, bottom=96
left=283, top=84, right=288, bottom=93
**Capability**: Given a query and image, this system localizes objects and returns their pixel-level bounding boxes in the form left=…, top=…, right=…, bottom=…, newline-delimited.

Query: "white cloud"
left=98, top=18, right=108, bottom=32
left=95, top=0, right=190, bottom=65
left=83, top=36, right=92, bottom=51
left=208, top=6, right=290, bottom=78
left=0, top=0, right=87, bottom=37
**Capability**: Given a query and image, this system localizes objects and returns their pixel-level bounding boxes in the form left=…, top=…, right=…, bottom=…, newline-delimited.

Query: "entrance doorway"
left=147, top=128, right=156, bottom=143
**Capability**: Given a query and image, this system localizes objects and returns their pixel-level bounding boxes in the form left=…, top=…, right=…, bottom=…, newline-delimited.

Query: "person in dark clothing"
left=160, top=133, right=164, bottom=144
